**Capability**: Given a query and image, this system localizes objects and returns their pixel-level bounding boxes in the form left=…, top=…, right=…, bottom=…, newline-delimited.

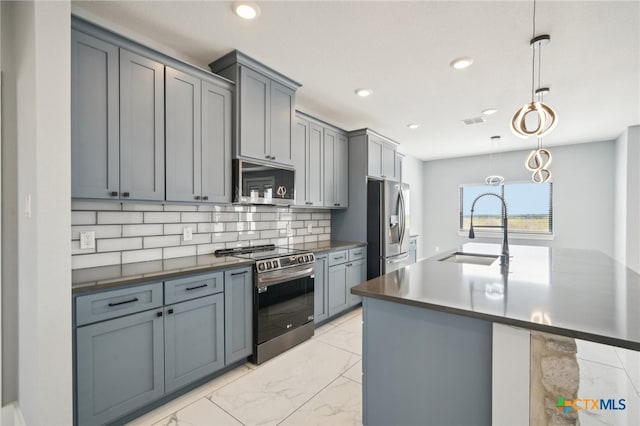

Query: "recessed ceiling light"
left=355, top=88, right=373, bottom=97
left=407, top=123, right=421, bottom=129
left=232, top=1, right=261, bottom=19
left=450, top=57, right=474, bottom=70
left=482, top=108, right=498, bottom=115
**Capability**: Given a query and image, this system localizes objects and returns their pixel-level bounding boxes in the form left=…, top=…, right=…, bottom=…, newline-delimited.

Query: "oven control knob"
left=297, top=256, right=304, bottom=263
left=273, top=260, right=279, bottom=268
left=258, top=263, right=266, bottom=271
left=267, top=261, right=273, bottom=269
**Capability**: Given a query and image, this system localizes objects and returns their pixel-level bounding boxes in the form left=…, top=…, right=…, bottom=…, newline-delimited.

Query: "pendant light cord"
left=530, top=0, right=537, bottom=103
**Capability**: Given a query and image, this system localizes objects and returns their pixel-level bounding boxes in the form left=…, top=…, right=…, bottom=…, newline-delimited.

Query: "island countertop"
left=352, top=243, right=640, bottom=351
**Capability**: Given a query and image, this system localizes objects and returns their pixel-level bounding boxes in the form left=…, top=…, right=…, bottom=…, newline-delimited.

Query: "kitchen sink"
left=438, top=252, right=499, bottom=266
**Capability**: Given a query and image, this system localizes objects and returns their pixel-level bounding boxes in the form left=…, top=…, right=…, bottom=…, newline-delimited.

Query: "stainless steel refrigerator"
left=367, top=179, right=411, bottom=279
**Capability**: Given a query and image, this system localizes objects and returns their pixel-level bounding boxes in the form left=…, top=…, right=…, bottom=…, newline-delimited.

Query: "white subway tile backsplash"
left=72, top=252, right=121, bottom=269
left=145, top=212, right=181, bottom=223
left=71, top=240, right=96, bottom=255
left=164, top=245, right=196, bottom=259
left=98, top=211, right=143, bottom=224
left=181, top=212, right=212, bottom=223
left=122, top=248, right=163, bottom=264
left=164, top=223, right=197, bottom=235
left=72, top=203, right=331, bottom=269
left=199, top=222, right=225, bottom=233
left=182, top=233, right=211, bottom=245
left=144, top=235, right=181, bottom=249
left=98, top=237, right=143, bottom=252
left=122, top=203, right=163, bottom=211
left=72, top=200, right=121, bottom=211
left=123, top=224, right=164, bottom=237
left=164, top=204, right=198, bottom=212
left=72, top=211, right=97, bottom=225
left=71, top=225, right=121, bottom=240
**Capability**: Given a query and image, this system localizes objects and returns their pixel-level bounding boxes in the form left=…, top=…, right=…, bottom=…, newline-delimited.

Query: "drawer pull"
left=186, top=283, right=208, bottom=291
left=334, top=255, right=345, bottom=260
left=167, top=308, right=174, bottom=315
left=231, top=271, right=249, bottom=276
left=108, top=297, right=139, bottom=307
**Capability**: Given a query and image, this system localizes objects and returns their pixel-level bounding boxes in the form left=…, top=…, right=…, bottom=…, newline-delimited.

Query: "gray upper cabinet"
left=71, top=30, right=120, bottom=200
left=165, top=66, right=232, bottom=204
left=367, top=134, right=399, bottom=181
left=323, top=128, right=336, bottom=207
left=209, top=51, right=301, bottom=167
left=224, top=267, right=253, bottom=365
left=119, top=49, right=165, bottom=201
left=335, top=133, right=349, bottom=208
left=294, top=115, right=324, bottom=207
left=76, top=308, right=164, bottom=426
left=164, top=294, right=225, bottom=393
left=293, top=118, right=309, bottom=205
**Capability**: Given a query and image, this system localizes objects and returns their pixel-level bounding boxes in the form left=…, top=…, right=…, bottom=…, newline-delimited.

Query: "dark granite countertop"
left=352, top=243, right=640, bottom=351
left=72, top=240, right=366, bottom=295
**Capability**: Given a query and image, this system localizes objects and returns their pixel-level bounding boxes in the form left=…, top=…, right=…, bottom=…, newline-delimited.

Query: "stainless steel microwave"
left=233, top=160, right=295, bottom=205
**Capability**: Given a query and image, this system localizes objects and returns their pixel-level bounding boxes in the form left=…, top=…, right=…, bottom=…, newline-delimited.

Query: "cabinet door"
left=335, top=133, right=349, bottom=208
left=323, top=128, right=336, bottom=207
left=293, top=118, right=309, bottom=206
left=367, top=137, right=383, bottom=178
left=308, top=123, right=324, bottom=207
left=164, top=294, right=225, bottom=393
left=224, top=267, right=253, bottom=365
left=71, top=30, right=120, bottom=199
left=348, top=258, right=366, bottom=306
left=120, top=50, right=165, bottom=200
left=269, top=80, right=295, bottom=166
left=328, top=264, right=348, bottom=316
left=165, top=67, right=201, bottom=203
left=76, top=309, right=164, bottom=426
left=314, top=255, right=329, bottom=323
left=396, top=153, right=404, bottom=183
left=239, top=66, right=270, bottom=161
left=382, top=143, right=397, bottom=180
left=202, top=81, right=233, bottom=203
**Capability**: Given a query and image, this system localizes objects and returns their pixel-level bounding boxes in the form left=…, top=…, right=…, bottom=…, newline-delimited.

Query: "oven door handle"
left=257, top=267, right=315, bottom=287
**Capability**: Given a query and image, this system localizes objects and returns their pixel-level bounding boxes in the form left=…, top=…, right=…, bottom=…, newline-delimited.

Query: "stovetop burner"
left=214, top=244, right=304, bottom=261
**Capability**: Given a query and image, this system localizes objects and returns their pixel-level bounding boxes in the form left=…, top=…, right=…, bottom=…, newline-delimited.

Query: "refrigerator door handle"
left=398, top=190, right=406, bottom=246
left=387, top=253, right=410, bottom=264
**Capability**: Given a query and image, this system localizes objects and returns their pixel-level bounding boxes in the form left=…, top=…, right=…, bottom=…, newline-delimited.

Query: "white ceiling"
left=72, top=1, right=640, bottom=161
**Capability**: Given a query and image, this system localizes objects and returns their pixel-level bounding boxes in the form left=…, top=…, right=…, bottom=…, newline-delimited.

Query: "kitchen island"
left=351, top=243, right=640, bottom=425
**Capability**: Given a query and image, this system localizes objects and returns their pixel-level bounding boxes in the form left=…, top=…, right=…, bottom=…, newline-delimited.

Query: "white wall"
left=2, top=1, right=72, bottom=423
left=422, top=141, right=615, bottom=259
left=614, top=125, right=640, bottom=272
left=400, top=154, right=425, bottom=257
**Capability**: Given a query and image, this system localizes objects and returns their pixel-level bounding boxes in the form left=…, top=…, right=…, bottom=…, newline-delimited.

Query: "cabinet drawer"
left=328, top=250, right=348, bottom=266
left=75, top=282, right=163, bottom=326
left=164, top=271, right=223, bottom=305
left=349, top=247, right=366, bottom=261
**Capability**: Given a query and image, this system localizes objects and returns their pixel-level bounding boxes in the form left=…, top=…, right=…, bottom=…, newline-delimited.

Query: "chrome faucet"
left=468, top=193, right=509, bottom=266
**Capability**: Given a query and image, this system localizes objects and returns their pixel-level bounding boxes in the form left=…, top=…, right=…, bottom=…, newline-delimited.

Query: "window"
left=459, top=182, right=553, bottom=234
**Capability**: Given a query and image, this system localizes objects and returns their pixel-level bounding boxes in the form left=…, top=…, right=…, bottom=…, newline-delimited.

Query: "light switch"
left=80, top=231, right=95, bottom=249
left=183, top=227, right=193, bottom=241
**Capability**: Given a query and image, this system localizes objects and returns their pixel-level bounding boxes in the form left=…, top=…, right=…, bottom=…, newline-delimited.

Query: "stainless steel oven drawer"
left=328, top=250, right=348, bottom=266
left=164, top=271, right=223, bottom=304
left=76, top=282, right=163, bottom=326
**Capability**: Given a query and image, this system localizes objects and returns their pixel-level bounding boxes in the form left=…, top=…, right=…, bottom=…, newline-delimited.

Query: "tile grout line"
left=577, top=357, right=626, bottom=371
left=314, top=337, right=363, bottom=358
left=613, top=348, right=640, bottom=397
left=203, top=398, right=247, bottom=426
left=275, top=374, right=347, bottom=426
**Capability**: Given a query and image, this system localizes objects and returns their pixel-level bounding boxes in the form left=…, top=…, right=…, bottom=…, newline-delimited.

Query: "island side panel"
left=362, top=297, right=492, bottom=426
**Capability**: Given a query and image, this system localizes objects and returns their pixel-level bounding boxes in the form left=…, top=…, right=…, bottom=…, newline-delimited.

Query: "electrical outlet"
left=80, top=231, right=95, bottom=249
left=307, top=224, right=313, bottom=233
left=183, top=227, right=193, bottom=241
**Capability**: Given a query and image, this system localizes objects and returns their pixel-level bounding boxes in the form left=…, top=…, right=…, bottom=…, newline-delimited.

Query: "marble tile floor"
left=127, top=308, right=363, bottom=426
left=576, top=340, right=640, bottom=426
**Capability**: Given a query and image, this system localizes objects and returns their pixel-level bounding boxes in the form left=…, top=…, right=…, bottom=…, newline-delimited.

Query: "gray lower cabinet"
left=164, top=294, right=225, bottom=393
left=328, top=263, right=349, bottom=317
left=314, top=254, right=329, bottom=323
left=224, top=267, right=253, bottom=365
left=165, top=66, right=232, bottom=203
left=348, top=258, right=366, bottom=306
left=76, top=308, right=165, bottom=426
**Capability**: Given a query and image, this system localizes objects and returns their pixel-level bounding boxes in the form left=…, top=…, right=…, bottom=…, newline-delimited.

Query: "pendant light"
left=485, top=136, right=505, bottom=186
left=511, top=0, right=556, bottom=183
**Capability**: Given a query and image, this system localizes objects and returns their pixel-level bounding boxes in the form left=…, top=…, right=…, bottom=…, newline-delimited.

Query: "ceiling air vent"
left=461, top=116, right=486, bottom=126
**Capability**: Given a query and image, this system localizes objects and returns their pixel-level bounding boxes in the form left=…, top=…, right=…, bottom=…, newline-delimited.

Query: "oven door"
left=255, top=265, right=315, bottom=345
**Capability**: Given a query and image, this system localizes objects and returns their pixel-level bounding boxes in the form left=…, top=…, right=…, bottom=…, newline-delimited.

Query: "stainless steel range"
left=215, top=245, right=315, bottom=364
